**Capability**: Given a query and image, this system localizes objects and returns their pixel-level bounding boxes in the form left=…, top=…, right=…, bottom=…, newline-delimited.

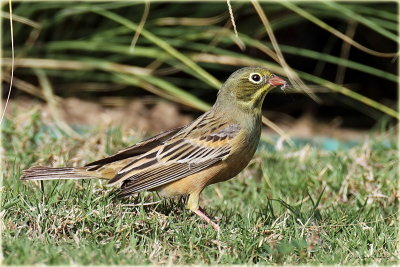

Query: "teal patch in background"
left=259, top=136, right=362, bottom=152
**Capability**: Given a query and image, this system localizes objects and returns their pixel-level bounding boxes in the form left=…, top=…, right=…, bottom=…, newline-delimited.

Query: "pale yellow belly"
left=155, top=147, right=255, bottom=198
left=155, top=163, right=225, bottom=197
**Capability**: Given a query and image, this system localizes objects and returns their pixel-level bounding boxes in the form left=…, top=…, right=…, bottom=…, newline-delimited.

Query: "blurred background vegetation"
left=1, top=1, right=398, bottom=134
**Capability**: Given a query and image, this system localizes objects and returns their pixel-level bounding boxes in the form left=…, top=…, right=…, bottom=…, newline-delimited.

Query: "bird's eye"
left=248, top=73, right=263, bottom=84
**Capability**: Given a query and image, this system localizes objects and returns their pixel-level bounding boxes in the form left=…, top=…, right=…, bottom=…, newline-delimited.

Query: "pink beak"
left=269, top=75, right=287, bottom=87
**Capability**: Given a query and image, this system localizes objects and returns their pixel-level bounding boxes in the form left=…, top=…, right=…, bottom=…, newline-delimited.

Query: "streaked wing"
left=107, top=111, right=241, bottom=195
left=85, top=126, right=184, bottom=170
left=117, top=159, right=220, bottom=197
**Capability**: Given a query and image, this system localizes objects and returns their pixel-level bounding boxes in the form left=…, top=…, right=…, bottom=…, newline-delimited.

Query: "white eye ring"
left=248, top=73, right=263, bottom=84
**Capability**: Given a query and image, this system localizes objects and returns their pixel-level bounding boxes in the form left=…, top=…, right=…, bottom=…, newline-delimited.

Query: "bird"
left=20, top=66, right=287, bottom=231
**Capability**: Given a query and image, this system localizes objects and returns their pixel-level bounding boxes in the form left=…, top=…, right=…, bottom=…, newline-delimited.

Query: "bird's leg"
left=187, top=192, right=220, bottom=231
left=193, top=207, right=221, bottom=231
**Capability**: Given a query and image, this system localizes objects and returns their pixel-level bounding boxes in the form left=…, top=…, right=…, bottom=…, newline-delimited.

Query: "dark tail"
left=20, top=166, right=100, bottom=181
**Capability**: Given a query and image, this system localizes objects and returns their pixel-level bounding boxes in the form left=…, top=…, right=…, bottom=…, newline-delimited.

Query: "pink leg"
left=193, top=207, right=220, bottom=231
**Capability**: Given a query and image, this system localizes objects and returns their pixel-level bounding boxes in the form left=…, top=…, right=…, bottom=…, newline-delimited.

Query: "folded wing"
left=107, top=113, right=241, bottom=197
left=85, top=126, right=184, bottom=170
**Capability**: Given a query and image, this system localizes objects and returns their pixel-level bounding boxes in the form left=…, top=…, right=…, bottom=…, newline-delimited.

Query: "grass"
left=1, top=109, right=398, bottom=265
left=2, top=1, right=398, bottom=120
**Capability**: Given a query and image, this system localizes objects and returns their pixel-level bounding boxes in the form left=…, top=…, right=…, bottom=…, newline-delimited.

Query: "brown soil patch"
left=5, top=97, right=370, bottom=140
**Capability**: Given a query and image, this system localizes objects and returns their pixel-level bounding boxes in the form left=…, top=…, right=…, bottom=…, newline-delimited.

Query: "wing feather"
left=105, top=111, right=241, bottom=196
left=118, top=159, right=220, bottom=197
left=85, top=126, right=184, bottom=169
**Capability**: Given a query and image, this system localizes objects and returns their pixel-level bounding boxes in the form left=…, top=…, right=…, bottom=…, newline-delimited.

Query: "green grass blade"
left=323, top=2, right=398, bottom=43
left=87, top=6, right=222, bottom=89
left=281, top=2, right=398, bottom=57
left=298, top=71, right=399, bottom=120
left=115, top=73, right=210, bottom=111
left=277, top=44, right=397, bottom=82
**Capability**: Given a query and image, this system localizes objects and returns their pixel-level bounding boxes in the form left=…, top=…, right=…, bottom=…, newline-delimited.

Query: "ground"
left=1, top=100, right=398, bottom=264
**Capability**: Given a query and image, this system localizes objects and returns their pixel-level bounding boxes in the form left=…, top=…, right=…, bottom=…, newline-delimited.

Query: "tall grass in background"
left=1, top=1, right=398, bottom=125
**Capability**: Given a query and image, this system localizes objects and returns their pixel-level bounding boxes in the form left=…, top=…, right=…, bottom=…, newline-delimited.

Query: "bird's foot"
left=193, top=207, right=220, bottom=231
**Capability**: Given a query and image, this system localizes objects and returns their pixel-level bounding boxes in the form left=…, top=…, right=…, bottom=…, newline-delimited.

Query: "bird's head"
left=215, top=67, right=287, bottom=114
